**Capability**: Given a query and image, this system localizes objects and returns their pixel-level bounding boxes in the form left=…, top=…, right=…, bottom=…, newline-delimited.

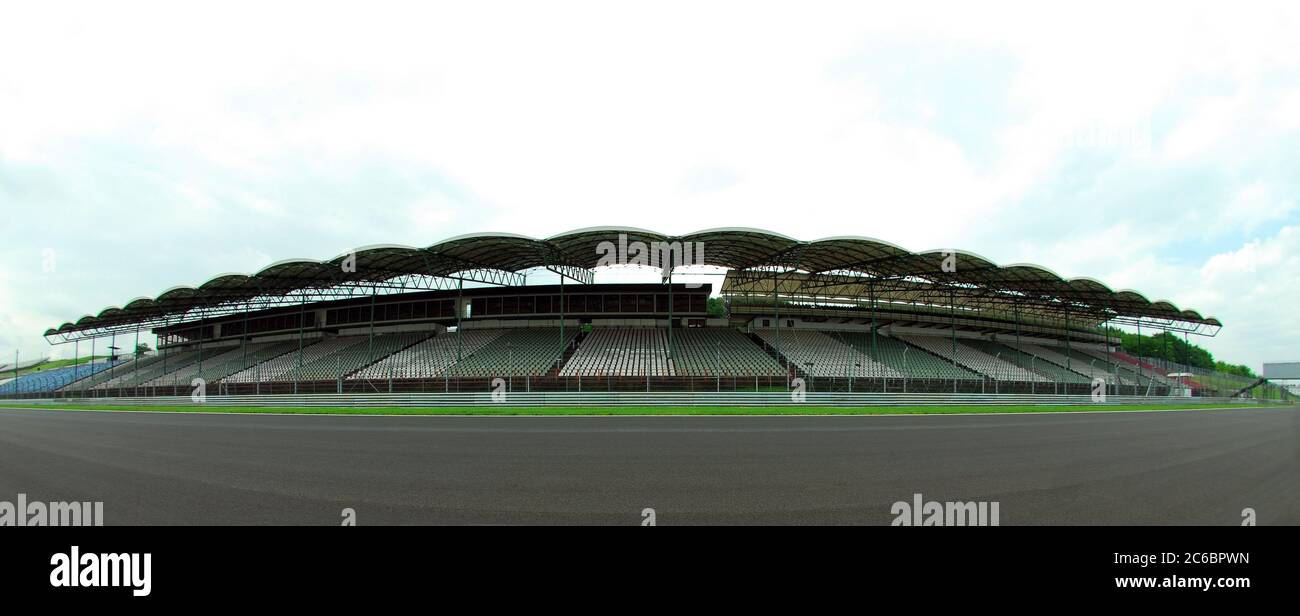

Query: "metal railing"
left=8, top=391, right=1265, bottom=408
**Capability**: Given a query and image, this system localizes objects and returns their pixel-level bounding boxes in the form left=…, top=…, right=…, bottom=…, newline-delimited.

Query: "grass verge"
left=1, top=402, right=1293, bottom=416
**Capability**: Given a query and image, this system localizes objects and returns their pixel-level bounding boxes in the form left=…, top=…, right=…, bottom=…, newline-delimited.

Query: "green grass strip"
left=2, top=402, right=1294, bottom=416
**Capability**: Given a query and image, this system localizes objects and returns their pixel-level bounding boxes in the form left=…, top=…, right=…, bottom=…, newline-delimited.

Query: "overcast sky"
left=2, top=1, right=1298, bottom=369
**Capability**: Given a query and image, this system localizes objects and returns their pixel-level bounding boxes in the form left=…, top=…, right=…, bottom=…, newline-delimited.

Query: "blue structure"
left=0, top=360, right=125, bottom=395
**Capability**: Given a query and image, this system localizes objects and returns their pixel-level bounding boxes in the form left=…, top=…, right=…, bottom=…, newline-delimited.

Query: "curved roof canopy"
left=47, top=227, right=1221, bottom=337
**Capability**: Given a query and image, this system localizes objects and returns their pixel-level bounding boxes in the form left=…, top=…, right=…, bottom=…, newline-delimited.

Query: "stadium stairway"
left=746, top=331, right=809, bottom=381
left=545, top=330, right=586, bottom=377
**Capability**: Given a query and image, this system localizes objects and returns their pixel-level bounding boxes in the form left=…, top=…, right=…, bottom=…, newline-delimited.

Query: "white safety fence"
left=8, top=392, right=1264, bottom=408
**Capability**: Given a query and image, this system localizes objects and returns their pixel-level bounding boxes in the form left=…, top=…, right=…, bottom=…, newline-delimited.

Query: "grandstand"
left=893, top=334, right=1047, bottom=382
left=440, top=328, right=577, bottom=378
left=561, top=328, right=672, bottom=377
left=674, top=328, right=782, bottom=377
left=16, top=227, right=1280, bottom=400
left=1010, top=343, right=1128, bottom=386
left=964, top=339, right=1089, bottom=384
left=756, top=329, right=902, bottom=378
left=0, top=358, right=124, bottom=396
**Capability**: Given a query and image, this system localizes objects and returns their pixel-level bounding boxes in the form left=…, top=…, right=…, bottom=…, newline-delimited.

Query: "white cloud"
left=1, top=0, right=1299, bottom=368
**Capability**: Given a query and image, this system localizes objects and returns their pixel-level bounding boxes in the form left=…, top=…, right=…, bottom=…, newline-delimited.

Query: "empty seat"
left=671, top=328, right=783, bottom=376
left=895, top=335, right=1047, bottom=382
left=754, top=329, right=903, bottom=378
left=560, top=328, right=672, bottom=377
left=352, top=330, right=504, bottom=379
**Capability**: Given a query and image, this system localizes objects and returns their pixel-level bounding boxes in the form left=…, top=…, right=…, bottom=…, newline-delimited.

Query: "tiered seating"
left=442, top=328, right=576, bottom=377
left=896, top=335, right=1047, bottom=382
left=1009, top=343, right=1130, bottom=385
left=1133, top=355, right=1209, bottom=389
left=223, top=337, right=343, bottom=383
left=354, top=330, right=504, bottom=379
left=830, top=331, right=979, bottom=380
left=0, top=359, right=124, bottom=395
left=58, top=354, right=158, bottom=391
left=1074, top=347, right=1169, bottom=387
left=93, top=348, right=205, bottom=389
left=142, top=341, right=299, bottom=386
left=277, top=332, right=429, bottom=382
left=672, top=328, right=783, bottom=376
left=560, top=328, right=672, bottom=377
left=1054, top=346, right=1152, bottom=387
left=754, top=329, right=903, bottom=377
left=964, top=340, right=1089, bottom=384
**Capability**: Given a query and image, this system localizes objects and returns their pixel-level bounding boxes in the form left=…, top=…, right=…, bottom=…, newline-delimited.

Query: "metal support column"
left=457, top=278, right=464, bottom=361
left=949, top=288, right=957, bottom=393
left=557, top=275, right=564, bottom=366
left=369, top=287, right=377, bottom=365
left=666, top=271, right=673, bottom=360
left=295, top=293, right=305, bottom=394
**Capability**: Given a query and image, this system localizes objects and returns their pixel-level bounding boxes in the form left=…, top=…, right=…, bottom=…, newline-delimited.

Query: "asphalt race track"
left=1, top=406, right=1297, bottom=525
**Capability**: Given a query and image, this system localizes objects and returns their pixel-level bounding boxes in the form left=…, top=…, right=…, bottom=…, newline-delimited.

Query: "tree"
left=134, top=342, right=152, bottom=357
left=707, top=297, right=727, bottom=318
left=1104, top=327, right=1252, bottom=375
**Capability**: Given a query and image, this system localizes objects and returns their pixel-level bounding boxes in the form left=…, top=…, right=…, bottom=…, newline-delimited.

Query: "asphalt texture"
left=1, top=405, right=1296, bottom=525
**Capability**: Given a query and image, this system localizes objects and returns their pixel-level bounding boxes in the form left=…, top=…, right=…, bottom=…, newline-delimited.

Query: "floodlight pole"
left=457, top=277, right=463, bottom=362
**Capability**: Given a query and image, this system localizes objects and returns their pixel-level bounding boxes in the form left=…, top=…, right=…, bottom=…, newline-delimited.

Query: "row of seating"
left=755, top=329, right=904, bottom=378
left=0, top=359, right=124, bottom=395
left=92, top=348, right=206, bottom=389
left=441, top=328, right=578, bottom=378
left=225, top=337, right=347, bottom=383
left=963, top=339, right=1090, bottom=384
left=278, top=332, right=430, bottom=382
left=895, top=335, right=1048, bottom=382
left=828, top=331, right=980, bottom=380
left=62, top=353, right=163, bottom=391
left=1071, top=347, right=1167, bottom=387
left=672, top=328, right=784, bottom=376
left=1008, top=343, right=1131, bottom=386
left=353, top=330, right=504, bottom=379
left=142, top=341, right=301, bottom=387
left=36, top=328, right=1223, bottom=389
left=561, top=328, right=673, bottom=377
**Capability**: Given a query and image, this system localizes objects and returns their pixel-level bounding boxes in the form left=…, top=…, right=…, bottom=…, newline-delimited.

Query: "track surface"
left=1, top=406, right=1297, bottom=525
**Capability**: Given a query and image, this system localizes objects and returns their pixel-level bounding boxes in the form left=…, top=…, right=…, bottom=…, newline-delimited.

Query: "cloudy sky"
left=2, top=1, right=1297, bottom=369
